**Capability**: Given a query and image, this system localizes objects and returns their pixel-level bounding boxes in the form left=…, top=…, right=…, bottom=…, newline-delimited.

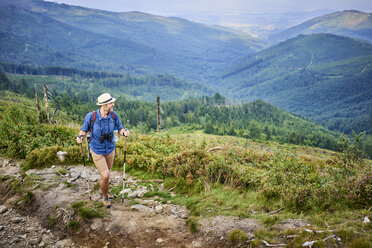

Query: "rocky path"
left=0, top=158, right=265, bottom=248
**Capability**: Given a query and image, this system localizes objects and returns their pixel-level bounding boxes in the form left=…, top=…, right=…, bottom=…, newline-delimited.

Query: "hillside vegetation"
left=1, top=63, right=213, bottom=102
left=0, top=73, right=342, bottom=154
left=3, top=67, right=372, bottom=156
left=0, top=94, right=371, bottom=247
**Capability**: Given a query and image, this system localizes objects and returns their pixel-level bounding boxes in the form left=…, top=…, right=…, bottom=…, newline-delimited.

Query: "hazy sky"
left=49, top=0, right=372, bottom=15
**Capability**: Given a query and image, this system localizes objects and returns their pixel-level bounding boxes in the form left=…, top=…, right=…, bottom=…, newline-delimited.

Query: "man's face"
left=103, top=102, right=114, bottom=111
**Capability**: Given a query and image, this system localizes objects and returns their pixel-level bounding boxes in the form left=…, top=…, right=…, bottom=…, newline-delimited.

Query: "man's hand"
left=76, top=135, right=84, bottom=144
left=120, top=129, right=130, bottom=137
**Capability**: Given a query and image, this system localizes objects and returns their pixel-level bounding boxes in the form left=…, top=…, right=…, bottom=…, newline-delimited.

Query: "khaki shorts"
left=90, top=149, right=115, bottom=175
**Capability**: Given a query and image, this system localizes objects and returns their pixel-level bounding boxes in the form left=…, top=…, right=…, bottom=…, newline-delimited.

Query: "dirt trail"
left=0, top=158, right=266, bottom=248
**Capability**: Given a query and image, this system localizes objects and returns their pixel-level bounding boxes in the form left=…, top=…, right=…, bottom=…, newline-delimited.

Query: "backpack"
left=87, top=110, right=116, bottom=143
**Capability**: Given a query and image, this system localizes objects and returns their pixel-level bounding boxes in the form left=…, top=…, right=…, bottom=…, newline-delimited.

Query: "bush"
left=65, top=145, right=85, bottom=165
left=346, top=172, right=372, bottom=208
left=72, top=201, right=104, bottom=219
left=67, top=220, right=79, bottom=231
left=0, top=104, right=77, bottom=160
left=23, top=146, right=61, bottom=170
left=260, top=154, right=347, bottom=212
left=227, top=229, right=249, bottom=245
left=186, top=216, right=198, bottom=233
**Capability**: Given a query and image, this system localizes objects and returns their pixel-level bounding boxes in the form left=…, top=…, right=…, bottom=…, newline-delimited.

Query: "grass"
left=47, top=214, right=57, bottom=228
left=56, top=168, right=67, bottom=176
left=63, top=181, right=74, bottom=188
left=71, top=201, right=105, bottom=219
left=67, top=220, right=80, bottom=231
left=186, top=216, right=198, bottom=234
left=169, top=183, right=263, bottom=217
left=227, top=229, right=249, bottom=245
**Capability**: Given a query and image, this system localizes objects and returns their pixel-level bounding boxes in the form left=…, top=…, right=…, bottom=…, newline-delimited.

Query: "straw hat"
left=96, top=93, right=116, bottom=106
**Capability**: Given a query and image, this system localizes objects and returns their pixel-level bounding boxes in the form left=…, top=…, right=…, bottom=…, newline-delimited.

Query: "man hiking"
left=76, top=93, right=129, bottom=208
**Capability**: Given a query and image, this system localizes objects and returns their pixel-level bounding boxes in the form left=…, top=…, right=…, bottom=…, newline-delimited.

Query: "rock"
left=192, top=241, right=202, bottom=247
left=91, top=219, right=102, bottom=231
left=364, top=216, right=370, bottom=223
left=156, top=238, right=164, bottom=243
left=0, top=225, right=4, bottom=231
left=42, top=233, right=52, bottom=244
left=130, top=204, right=153, bottom=212
left=11, top=217, right=22, bottom=223
left=57, top=151, right=68, bottom=162
left=128, top=191, right=138, bottom=198
left=68, top=172, right=81, bottom=183
left=55, top=239, right=72, bottom=247
left=39, top=241, right=45, bottom=247
left=137, top=191, right=145, bottom=198
left=29, top=238, right=39, bottom=245
left=180, top=214, right=188, bottom=219
left=155, top=206, right=163, bottom=214
left=64, top=239, right=74, bottom=247
left=12, top=238, right=20, bottom=243
left=0, top=206, right=8, bottom=214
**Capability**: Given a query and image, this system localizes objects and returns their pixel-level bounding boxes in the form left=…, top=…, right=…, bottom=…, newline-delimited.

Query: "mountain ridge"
left=0, top=0, right=266, bottom=83
left=269, top=10, right=372, bottom=43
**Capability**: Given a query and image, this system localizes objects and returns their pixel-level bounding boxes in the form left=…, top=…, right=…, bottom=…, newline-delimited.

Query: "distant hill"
left=218, top=33, right=372, bottom=134
left=269, top=10, right=372, bottom=43
left=0, top=0, right=265, bottom=83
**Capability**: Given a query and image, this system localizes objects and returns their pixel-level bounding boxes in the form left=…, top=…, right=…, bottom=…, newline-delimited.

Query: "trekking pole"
left=80, top=143, right=91, bottom=200
left=121, top=128, right=128, bottom=203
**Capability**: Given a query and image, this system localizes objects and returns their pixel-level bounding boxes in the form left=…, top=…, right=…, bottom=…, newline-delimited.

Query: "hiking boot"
left=100, top=192, right=114, bottom=199
left=108, top=191, right=114, bottom=199
left=102, top=196, right=111, bottom=208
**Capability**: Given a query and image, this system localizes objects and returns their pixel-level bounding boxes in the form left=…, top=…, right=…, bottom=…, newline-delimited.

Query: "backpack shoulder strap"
left=90, top=111, right=97, bottom=132
left=110, top=111, right=116, bottom=121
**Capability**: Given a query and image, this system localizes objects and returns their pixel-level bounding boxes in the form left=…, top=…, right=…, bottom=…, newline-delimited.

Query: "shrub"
left=186, top=216, right=198, bottom=233
left=23, top=146, right=61, bottom=170
left=346, top=172, right=372, bottom=208
left=78, top=206, right=103, bottom=219
left=65, top=145, right=84, bottom=165
left=67, top=220, right=79, bottom=231
left=227, top=229, right=249, bottom=245
left=72, top=201, right=104, bottom=219
left=0, top=104, right=77, bottom=161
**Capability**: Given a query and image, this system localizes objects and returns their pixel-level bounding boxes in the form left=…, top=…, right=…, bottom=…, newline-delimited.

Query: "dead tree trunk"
left=35, top=85, right=41, bottom=123
left=51, top=108, right=59, bottom=124
left=43, top=84, right=49, bottom=124
left=157, top=96, right=161, bottom=132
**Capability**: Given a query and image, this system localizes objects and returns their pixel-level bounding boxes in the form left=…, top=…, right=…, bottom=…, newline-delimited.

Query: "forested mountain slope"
left=0, top=0, right=265, bottom=83
left=219, top=33, right=372, bottom=134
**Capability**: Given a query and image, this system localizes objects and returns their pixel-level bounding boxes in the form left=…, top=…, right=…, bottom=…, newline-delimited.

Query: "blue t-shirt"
left=81, top=109, right=123, bottom=155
